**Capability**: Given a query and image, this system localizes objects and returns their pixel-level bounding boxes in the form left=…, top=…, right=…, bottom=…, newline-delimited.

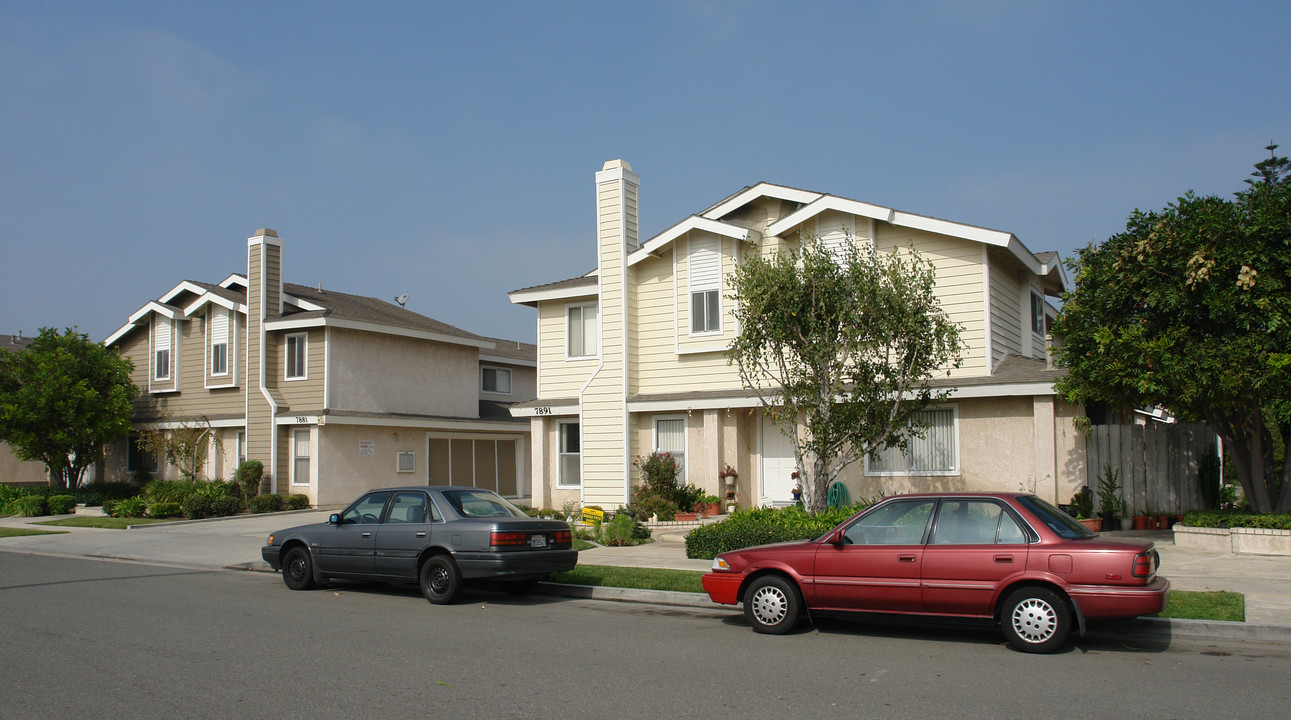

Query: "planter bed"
left=1174, top=525, right=1291, bottom=556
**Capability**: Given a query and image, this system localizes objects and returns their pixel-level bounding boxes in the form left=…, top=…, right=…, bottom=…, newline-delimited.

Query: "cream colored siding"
left=536, top=297, right=598, bottom=398
left=989, top=256, right=1024, bottom=364
left=874, top=225, right=987, bottom=377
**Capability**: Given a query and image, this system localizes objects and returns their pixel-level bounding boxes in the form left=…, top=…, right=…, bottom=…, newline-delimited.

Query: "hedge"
left=1184, top=510, right=1291, bottom=530
left=684, top=503, right=868, bottom=560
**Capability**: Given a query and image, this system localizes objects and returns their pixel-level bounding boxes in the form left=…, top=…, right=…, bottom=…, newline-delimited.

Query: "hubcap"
left=1011, top=598, right=1057, bottom=643
left=750, top=585, right=788, bottom=626
left=429, top=567, right=450, bottom=594
left=288, top=557, right=306, bottom=582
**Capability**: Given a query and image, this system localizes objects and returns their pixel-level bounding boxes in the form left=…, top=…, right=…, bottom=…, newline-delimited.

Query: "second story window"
left=1030, top=291, right=1046, bottom=336
left=285, top=333, right=307, bottom=379
left=567, top=303, right=598, bottom=358
left=482, top=366, right=512, bottom=394
left=154, top=318, right=171, bottom=381
left=210, top=307, right=229, bottom=376
left=689, top=235, right=721, bottom=334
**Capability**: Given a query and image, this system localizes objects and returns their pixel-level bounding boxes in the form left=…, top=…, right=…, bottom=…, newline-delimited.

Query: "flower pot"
left=1132, top=515, right=1150, bottom=530
left=706, top=502, right=723, bottom=516
left=1156, top=515, right=1169, bottom=530
left=675, top=512, right=699, bottom=522
left=1077, top=518, right=1103, bottom=531
left=723, top=475, right=736, bottom=488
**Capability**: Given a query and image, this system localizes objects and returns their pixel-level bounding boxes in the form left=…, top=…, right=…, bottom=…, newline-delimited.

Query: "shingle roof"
left=283, top=283, right=488, bottom=343
left=478, top=337, right=537, bottom=362
left=1, top=334, right=34, bottom=352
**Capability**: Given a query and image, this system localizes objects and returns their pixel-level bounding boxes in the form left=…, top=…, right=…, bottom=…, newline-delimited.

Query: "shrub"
left=235, top=460, right=265, bottom=500
left=76, top=481, right=142, bottom=506
left=196, top=479, right=235, bottom=500
left=684, top=503, right=870, bottom=559
left=15, top=495, right=48, bottom=517
left=1, top=485, right=28, bottom=514
left=1183, top=510, right=1291, bottom=530
left=148, top=502, right=182, bottom=518
left=210, top=496, right=243, bottom=517
left=249, top=494, right=284, bottom=514
left=112, top=496, right=148, bottom=518
left=181, top=494, right=213, bottom=520
left=629, top=492, right=678, bottom=522
left=283, top=494, right=310, bottom=510
left=102, top=499, right=120, bottom=517
left=600, top=513, right=643, bottom=547
left=47, top=494, right=78, bottom=515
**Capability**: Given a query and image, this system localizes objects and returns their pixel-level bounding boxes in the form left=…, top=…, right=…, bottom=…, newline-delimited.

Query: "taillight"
left=490, top=531, right=527, bottom=546
left=554, top=530, right=571, bottom=544
left=1132, top=551, right=1157, bottom=578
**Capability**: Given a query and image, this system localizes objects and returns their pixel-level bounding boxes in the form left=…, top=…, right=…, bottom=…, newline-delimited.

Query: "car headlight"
left=711, top=557, right=731, bottom=572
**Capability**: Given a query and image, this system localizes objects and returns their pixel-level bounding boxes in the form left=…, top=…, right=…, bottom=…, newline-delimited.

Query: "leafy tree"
left=137, top=415, right=221, bottom=481
left=0, top=328, right=136, bottom=489
left=727, top=236, right=964, bottom=513
left=1053, top=148, right=1291, bottom=512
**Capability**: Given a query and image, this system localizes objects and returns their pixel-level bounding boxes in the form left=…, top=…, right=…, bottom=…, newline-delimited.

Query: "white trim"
left=701, top=183, right=823, bottom=221
left=628, top=215, right=751, bottom=267
left=564, top=301, right=599, bottom=360
left=323, top=326, right=332, bottom=411
left=159, top=280, right=209, bottom=305
left=284, top=331, right=308, bottom=380
left=317, top=415, right=525, bottom=432
left=134, top=417, right=248, bottom=430
left=508, top=281, right=599, bottom=306
left=396, top=450, right=416, bottom=473
left=982, top=246, right=994, bottom=374
left=864, top=405, right=961, bottom=477
left=509, top=402, right=580, bottom=418
left=628, top=395, right=763, bottom=413
left=183, top=293, right=243, bottom=317
left=767, top=195, right=895, bottom=237
left=479, top=353, right=536, bottom=368
left=946, top=382, right=1057, bottom=399
left=652, top=415, right=689, bottom=486
left=675, top=345, right=728, bottom=356
left=263, top=315, right=493, bottom=349
left=219, top=273, right=248, bottom=290
left=282, top=292, right=325, bottom=312
left=290, top=426, right=312, bottom=487
left=556, top=420, right=581, bottom=488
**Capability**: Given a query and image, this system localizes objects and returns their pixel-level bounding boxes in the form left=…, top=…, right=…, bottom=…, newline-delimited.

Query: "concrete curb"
left=125, top=508, right=321, bottom=530
left=535, top=582, right=725, bottom=609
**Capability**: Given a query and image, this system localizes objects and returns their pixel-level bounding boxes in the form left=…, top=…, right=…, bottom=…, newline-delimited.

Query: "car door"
left=811, top=499, right=936, bottom=612
left=315, top=491, right=391, bottom=575
left=920, top=499, right=1030, bottom=616
left=373, top=491, right=438, bottom=578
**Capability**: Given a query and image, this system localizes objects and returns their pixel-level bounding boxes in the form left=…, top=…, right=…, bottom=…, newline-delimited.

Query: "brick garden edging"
left=1174, top=525, right=1291, bottom=556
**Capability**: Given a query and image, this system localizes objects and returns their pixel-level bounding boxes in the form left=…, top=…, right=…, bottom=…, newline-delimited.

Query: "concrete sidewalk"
left=3, top=511, right=1289, bottom=642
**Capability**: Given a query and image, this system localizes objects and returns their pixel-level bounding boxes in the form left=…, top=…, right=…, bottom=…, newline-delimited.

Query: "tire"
left=1001, top=587, right=1070, bottom=653
left=743, top=575, right=802, bottom=634
left=419, top=555, right=463, bottom=605
left=282, top=547, right=316, bottom=591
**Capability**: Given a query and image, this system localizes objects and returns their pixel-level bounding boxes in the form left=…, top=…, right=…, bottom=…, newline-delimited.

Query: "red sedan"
left=702, top=492, right=1169, bottom=653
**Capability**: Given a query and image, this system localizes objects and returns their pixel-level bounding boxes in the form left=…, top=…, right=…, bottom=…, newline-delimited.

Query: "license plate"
left=530, top=535, right=547, bottom=549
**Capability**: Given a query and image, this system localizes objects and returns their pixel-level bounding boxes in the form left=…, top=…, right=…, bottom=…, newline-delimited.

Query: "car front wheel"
left=420, top=555, right=463, bottom=605
left=282, top=547, right=316, bottom=591
left=743, top=575, right=802, bottom=634
left=1001, top=587, right=1070, bottom=653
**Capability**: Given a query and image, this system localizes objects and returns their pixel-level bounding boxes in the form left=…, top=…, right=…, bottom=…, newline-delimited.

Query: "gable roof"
left=1, top=333, right=34, bottom=353
left=510, top=179, right=1069, bottom=304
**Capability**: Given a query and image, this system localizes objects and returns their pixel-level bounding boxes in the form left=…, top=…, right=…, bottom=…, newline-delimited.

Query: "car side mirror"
left=328, top=513, right=341, bottom=525
left=829, top=529, right=846, bottom=546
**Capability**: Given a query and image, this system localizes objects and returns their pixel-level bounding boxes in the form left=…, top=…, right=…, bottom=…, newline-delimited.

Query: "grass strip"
left=0, top=527, right=68, bottom=537
left=1153, top=590, right=1245, bottom=622
left=35, top=517, right=175, bottom=529
left=550, top=564, right=706, bottom=593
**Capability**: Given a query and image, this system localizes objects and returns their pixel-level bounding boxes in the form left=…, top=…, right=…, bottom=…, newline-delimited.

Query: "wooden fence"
left=1085, top=423, right=1218, bottom=515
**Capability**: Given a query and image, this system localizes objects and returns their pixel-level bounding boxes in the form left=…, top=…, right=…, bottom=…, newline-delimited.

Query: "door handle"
left=416, top=532, right=426, bottom=538
left=994, top=555, right=1013, bottom=563
left=898, top=555, right=917, bottom=563
left=361, top=532, right=371, bottom=538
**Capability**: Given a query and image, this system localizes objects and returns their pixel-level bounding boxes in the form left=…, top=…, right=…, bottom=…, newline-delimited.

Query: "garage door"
left=426, top=437, right=518, bottom=496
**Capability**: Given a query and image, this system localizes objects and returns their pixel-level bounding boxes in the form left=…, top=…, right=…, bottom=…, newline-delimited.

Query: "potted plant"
left=1096, top=465, right=1122, bottom=531
left=1131, top=510, right=1151, bottom=530
left=700, top=493, right=723, bottom=516
left=1070, top=487, right=1101, bottom=530
left=721, top=464, right=738, bottom=488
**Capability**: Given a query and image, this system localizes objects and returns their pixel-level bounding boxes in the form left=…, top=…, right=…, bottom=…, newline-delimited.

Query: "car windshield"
left=1017, top=494, right=1095, bottom=539
left=442, top=489, right=529, bottom=519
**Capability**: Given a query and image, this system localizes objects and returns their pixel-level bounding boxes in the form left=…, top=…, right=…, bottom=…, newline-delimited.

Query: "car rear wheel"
left=419, top=555, right=463, bottom=605
left=282, top=547, right=316, bottom=591
left=743, top=575, right=802, bottom=634
left=1001, top=587, right=1070, bottom=653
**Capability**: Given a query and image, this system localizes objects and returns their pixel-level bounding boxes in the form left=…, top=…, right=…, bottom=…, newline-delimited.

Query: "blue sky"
left=2, top=1, right=1288, bottom=344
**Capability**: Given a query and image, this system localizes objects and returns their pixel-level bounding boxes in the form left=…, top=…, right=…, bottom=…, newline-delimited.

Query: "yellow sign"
left=581, top=507, right=604, bottom=524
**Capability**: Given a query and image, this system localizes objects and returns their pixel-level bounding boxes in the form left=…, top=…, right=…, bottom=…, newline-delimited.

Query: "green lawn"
left=0, top=527, right=68, bottom=537
left=548, top=566, right=1245, bottom=622
left=34, top=516, right=176, bottom=529
left=1153, top=590, right=1245, bottom=622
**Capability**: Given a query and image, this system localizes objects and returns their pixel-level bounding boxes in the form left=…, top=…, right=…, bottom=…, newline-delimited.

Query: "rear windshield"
left=442, top=489, right=529, bottom=519
left=1017, top=495, right=1095, bottom=539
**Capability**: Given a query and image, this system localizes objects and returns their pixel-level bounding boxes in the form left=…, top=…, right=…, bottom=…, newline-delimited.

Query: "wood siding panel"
left=536, top=297, right=598, bottom=398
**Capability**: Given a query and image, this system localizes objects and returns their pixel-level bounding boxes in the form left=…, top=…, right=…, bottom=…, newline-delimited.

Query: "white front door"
left=760, top=420, right=798, bottom=506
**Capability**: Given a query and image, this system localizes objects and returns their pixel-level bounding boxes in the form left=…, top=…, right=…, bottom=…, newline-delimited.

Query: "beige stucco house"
left=1, top=333, right=51, bottom=486
left=103, top=229, right=536, bottom=506
left=509, top=160, right=1085, bottom=512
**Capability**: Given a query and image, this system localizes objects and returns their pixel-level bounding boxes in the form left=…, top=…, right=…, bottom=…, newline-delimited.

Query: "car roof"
left=883, top=491, right=1030, bottom=500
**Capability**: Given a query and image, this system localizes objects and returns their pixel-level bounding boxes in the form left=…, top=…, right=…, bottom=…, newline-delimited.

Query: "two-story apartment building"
left=509, top=160, right=1084, bottom=512
left=103, top=229, right=536, bottom=506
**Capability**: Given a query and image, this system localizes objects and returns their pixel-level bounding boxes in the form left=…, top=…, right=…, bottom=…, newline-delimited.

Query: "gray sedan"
left=262, top=486, right=577, bottom=604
